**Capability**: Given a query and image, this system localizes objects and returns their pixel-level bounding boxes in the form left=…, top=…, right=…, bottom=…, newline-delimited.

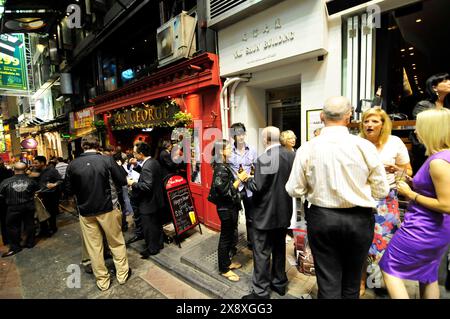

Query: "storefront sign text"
left=233, top=18, right=295, bottom=60
left=111, top=101, right=179, bottom=130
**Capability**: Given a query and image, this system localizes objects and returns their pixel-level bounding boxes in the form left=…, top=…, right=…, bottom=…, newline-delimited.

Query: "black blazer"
left=247, top=145, right=295, bottom=230
left=65, top=152, right=126, bottom=216
left=131, top=158, right=164, bottom=215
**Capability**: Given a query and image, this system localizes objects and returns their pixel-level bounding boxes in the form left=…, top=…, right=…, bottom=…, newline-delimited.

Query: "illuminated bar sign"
left=71, top=106, right=95, bottom=129
left=0, top=33, right=28, bottom=91
left=111, top=101, right=179, bottom=130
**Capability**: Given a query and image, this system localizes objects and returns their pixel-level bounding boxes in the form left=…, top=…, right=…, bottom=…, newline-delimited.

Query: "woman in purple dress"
left=379, top=108, right=450, bottom=299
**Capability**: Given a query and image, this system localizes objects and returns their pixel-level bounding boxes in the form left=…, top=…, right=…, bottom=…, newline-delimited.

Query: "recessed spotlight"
left=413, top=67, right=416, bottom=70
left=408, top=47, right=414, bottom=50
left=401, top=49, right=406, bottom=52
left=416, top=19, right=422, bottom=23
left=410, top=53, right=414, bottom=56
left=412, top=64, right=416, bottom=66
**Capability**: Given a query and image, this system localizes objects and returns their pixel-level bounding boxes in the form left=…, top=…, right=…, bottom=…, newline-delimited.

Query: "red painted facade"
left=92, top=53, right=223, bottom=231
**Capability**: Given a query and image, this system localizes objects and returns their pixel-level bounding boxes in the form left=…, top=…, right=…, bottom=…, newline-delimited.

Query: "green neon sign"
left=0, top=33, right=28, bottom=91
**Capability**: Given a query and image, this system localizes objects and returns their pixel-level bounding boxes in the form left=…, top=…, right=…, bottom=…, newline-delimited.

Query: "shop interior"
left=374, top=0, right=450, bottom=118
left=266, top=85, right=302, bottom=149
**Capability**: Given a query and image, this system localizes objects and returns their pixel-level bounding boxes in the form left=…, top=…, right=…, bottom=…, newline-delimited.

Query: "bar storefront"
left=92, top=53, right=223, bottom=231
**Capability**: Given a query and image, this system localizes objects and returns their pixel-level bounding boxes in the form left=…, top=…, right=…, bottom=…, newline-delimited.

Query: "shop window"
left=190, top=128, right=201, bottom=184
left=102, top=58, right=117, bottom=92
left=343, top=0, right=450, bottom=119
left=267, top=86, right=301, bottom=149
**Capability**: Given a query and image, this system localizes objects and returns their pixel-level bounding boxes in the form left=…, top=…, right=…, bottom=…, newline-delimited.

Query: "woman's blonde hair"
left=359, top=108, right=392, bottom=145
left=280, top=130, right=297, bottom=146
left=416, top=108, right=450, bottom=156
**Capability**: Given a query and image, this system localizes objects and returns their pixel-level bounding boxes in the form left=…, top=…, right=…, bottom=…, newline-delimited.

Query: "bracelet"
left=414, top=193, right=419, bottom=202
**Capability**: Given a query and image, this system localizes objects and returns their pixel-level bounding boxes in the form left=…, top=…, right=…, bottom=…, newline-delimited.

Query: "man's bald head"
left=262, top=126, right=280, bottom=148
left=14, top=162, right=27, bottom=174
left=322, top=96, right=352, bottom=122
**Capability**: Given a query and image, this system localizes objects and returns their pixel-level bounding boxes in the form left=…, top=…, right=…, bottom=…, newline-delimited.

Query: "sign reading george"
left=0, top=33, right=27, bottom=91
left=111, top=102, right=179, bottom=130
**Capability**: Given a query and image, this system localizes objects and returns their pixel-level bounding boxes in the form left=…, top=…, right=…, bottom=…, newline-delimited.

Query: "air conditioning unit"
left=156, top=11, right=196, bottom=67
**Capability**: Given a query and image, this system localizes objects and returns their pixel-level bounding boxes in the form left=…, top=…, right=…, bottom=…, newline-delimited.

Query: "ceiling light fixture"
left=416, top=19, right=422, bottom=23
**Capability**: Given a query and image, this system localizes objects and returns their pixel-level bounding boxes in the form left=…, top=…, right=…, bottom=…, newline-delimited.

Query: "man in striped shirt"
left=286, top=96, right=389, bottom=299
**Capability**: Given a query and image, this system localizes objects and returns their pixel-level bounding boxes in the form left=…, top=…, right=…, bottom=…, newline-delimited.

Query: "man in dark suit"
left=241, top=126, right=295, bottom=299
left=128, top=142, right=165, bottom=258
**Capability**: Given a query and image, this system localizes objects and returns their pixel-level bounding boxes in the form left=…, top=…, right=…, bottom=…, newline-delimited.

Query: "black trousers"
left=0, top=202, right=8, bottom=245
left=6, top=202, right=35, bottom=250
left=141, top=212, right=164, bottom=254
left=232, top=190, right=254, bottom=249
left=251, top=227, right=288, bottom=297
left=217, top=207, right=239, bottom=273
left=41, top=193, right=59, bottom=232
left=130, top=195, right=143, bottom=237
left=306, top=205, right=375, bottom=299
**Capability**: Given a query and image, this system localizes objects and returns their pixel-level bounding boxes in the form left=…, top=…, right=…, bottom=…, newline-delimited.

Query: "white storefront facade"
left=217, top=0, right=342, bottom=148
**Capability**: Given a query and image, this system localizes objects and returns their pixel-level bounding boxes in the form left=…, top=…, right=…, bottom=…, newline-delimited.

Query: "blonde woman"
left=280, top=130, right=297, bottom=152
left=380, top=109, right=450, bottom=298
left=359, top=108, right=412, bottom=295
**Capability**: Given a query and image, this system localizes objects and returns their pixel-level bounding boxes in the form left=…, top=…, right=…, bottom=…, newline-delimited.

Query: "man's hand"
left=46, top=182, right=57, bottom=189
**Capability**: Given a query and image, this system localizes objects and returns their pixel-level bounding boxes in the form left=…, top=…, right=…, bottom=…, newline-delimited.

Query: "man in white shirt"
left=286, top=96, right=389, bottom=299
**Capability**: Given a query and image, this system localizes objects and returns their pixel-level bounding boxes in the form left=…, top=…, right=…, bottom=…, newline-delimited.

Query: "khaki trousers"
left=79, top=208, right=129, bottom=291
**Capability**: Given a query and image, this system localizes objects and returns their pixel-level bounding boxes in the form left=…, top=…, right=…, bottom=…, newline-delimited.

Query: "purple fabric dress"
left=379, top=150, right=450, bottom=284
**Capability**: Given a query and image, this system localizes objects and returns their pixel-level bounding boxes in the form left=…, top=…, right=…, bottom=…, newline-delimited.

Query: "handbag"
left=34, top=196, right=51, bottom=222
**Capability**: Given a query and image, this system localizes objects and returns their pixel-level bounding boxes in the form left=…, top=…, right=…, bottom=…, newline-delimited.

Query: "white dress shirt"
left=285, top=126, right=389, bottom=209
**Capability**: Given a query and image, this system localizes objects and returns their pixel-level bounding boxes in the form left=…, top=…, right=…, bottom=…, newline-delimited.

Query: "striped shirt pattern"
left=286, top=126, right=389, bottom=209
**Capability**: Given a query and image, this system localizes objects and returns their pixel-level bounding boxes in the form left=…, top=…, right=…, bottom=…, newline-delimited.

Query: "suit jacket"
left=131, top=158, right=164, bottom=215
left=247, top=145, right=295, bottom=230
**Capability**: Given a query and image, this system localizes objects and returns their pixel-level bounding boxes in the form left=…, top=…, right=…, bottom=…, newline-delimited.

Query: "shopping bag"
left=34, top=196, right=51, bottom=222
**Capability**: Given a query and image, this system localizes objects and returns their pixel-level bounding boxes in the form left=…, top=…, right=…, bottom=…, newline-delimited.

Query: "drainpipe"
left=219, top=75, right=251, bottom=139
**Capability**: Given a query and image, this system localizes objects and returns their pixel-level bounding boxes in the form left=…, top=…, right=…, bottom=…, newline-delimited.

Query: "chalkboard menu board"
left=165, top=175, right=200, bottom=237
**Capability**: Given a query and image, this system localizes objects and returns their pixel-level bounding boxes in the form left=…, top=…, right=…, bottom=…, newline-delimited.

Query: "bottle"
left=238, top=164, right=244, bottom=174
left=250, top=164, right=255, bottom=176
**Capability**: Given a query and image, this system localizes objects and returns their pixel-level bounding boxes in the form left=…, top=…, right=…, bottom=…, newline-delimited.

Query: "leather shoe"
left=126, top=235, right=143, bottom=245
left=2, top=248, right=22, bottom=257
left=84, top=264, right=93, bottom=274
left=242, top=292, right=270, bottom=299
left=140, top=250, right=159, bottom=259
left=270, top=284, right=286, bottom=296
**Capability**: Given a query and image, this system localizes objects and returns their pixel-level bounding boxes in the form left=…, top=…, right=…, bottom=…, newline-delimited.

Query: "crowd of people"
left=206, top=74, right=449, bottom=300
left=0, top=72, right=449, bottom=298
left=0, top=136, right=184, bottom=291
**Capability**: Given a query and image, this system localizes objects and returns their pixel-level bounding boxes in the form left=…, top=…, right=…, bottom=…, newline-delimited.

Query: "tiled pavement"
left=1, top=209, right=449, bottom=299
left=0, top=212, right=210, bottom=299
